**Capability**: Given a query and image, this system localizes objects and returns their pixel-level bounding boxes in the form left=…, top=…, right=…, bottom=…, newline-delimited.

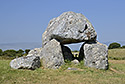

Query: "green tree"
left=25, top=49, right=30, bottom=54
left=0, top=49, right=2, bottom=56
left=16, top=49, right=24, bottom=57
left=17, top=49, right=24, bottom=54
left=108, top=42, right=121, bottom=49
left=3, top=49, right=17, bottom=57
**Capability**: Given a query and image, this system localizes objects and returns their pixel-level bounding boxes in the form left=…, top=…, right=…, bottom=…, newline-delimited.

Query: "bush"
left=3, top=49, right=17, bottom=57
left=17, top=49, right=24, bottom=53
left=108, top=42, right=121, bottom=49
left=0, top=49, right=2, bottom=56
left=121, top=45, right=125, bottom=48
left=0, top=49, right=32, bottom=59
left=25, top=49, right=30, bottom=55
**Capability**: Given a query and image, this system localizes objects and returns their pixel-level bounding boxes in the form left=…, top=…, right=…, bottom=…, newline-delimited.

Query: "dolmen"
left=10, top=11, right=109, bottom=70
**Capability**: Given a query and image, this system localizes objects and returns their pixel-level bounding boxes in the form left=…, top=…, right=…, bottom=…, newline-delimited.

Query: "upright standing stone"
left=41, top=39, right=64, bottom=69
left=83, top=41, right=109, bottom=69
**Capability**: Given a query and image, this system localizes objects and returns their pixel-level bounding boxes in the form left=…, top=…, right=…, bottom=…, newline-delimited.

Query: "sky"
left=0, top=0, right=125, bottom=44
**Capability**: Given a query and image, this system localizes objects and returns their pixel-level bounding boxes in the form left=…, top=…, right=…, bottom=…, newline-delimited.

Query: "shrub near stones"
left=108, top=42, right=121, bottom=49
left=10, top=11, right=108, bottom=70
left=0, top=49, right=2, bottom=56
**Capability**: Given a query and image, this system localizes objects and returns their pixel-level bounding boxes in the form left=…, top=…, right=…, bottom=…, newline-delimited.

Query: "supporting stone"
left=41, top=39, right=65, bottom=69
left=82, top=41, right=109, bottom=70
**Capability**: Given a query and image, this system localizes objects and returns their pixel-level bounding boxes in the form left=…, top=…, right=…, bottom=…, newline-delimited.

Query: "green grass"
left=0, top=49, right=125, bottom=84
left=108, top=49, right=125, bottom=60
left=0, top=59, right=125, bottom=84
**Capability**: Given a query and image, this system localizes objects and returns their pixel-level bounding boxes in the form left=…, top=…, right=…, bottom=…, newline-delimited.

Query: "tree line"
left=0, top=42, right=124, bottom=59
left=0, top=49, right=30, bottom=59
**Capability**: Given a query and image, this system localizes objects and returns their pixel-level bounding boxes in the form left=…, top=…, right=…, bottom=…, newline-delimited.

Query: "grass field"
left=108, top=49, right=125, bottom=60
left=0, top=49, right=125, bottom=84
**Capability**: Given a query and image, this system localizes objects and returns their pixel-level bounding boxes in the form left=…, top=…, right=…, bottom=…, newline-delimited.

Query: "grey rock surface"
left=67, top=67, right=78, bottom=70
left=10, top=11, right=109, bottom=70
left=41, top=39, right=64, bottom=69
left=42, top=11, right=97, bottom=47
left=61, top=45, right=74, bottom=61
left=27, top=48, right=43, bottom=59
left=10, top=56, right=41, bottom=70
left=71, top=59, right=79, bottom=65
left=83, top=41, right=109, bottom=70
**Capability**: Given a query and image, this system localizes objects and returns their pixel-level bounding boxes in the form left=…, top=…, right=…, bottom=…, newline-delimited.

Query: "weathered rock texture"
left=42, top=11, right=97, bottom=47
left=71, top=59, right=79, bottom=65
left=10, top=56, right=41, bottom=70
left=83, top=41, right=109, bottom=70
left=27, top=48, right=43, bottom=59
left=41, top=39, right=64, bottom=69
left=10, top=11, right=108, bottom=70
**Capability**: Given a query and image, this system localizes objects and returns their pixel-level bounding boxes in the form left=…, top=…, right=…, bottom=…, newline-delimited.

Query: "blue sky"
left=0, top=0, right=125, bottom=44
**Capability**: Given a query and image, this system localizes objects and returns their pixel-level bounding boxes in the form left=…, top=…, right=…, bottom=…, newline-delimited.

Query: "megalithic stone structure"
left=10, top=11, right=109, bottom=70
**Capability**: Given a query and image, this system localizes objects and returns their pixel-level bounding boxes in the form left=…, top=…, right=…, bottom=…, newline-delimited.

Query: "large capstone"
left=10, top=56, right=41, bottom=70
left=42, top=11, right=97, bottom=47
left=41, top=39, right=65, bottom=69
left=81, top=41, right=109, bottom=70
